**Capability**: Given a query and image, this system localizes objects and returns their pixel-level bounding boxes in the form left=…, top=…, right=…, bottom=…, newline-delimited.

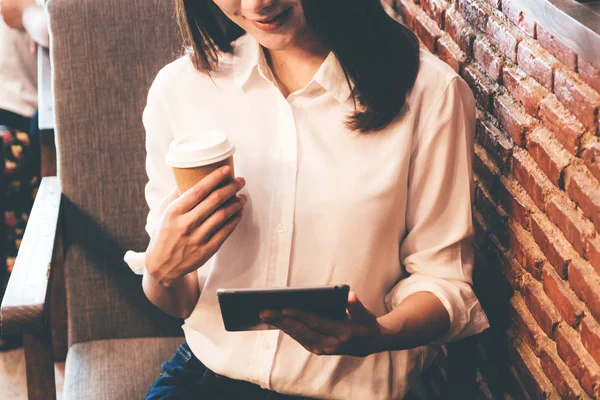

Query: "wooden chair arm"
left=0, top=177, right=62, bottom=335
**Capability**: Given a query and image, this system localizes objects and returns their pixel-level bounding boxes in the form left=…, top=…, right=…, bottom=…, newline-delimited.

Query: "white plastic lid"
left=165, top=131, right=236, bottom=168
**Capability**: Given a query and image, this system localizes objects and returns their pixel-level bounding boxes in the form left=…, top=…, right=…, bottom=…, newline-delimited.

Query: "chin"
left=251, top=33, right=298, bottom=51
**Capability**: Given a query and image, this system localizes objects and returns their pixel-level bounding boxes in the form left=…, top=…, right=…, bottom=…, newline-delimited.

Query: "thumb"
left=347, top=292, right=377, bottom=325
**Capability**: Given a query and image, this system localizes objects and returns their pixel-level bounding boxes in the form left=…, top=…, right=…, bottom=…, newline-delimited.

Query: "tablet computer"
left=217, top=285, right=350, bottom=332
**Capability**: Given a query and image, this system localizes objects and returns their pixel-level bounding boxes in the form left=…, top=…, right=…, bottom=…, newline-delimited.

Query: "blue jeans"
left=146, top=342, right=427, bottom=399
left=145, top=342, right=309, bottom=399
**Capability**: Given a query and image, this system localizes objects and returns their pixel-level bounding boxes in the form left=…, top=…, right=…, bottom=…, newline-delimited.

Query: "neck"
left=263, top=36, right=329, bottom=98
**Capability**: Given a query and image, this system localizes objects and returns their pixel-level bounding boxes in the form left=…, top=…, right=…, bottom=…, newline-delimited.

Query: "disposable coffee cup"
left=165, top=131, right=236, bottom=195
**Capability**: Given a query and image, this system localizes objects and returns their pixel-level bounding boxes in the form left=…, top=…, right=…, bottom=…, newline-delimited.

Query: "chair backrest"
left=48, top=0, right=184, bottom=346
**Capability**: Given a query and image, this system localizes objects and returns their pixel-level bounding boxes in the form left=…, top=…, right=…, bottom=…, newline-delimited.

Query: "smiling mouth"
left=251, top=7, right=292, bottom=31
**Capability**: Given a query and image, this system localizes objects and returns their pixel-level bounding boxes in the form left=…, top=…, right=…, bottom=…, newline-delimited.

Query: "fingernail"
left=222, top=166, right=231, bottom=175
left=238, top=177, right=246, bottom=187
left=240, top=194, right=248, bottom=203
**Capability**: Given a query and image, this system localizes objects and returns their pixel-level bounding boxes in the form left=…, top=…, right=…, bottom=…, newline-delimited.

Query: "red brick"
left=569, top=259, right=600, bottom=323
left=414, top=12, right=442, bottom=52
left=474, top=143, right=499, bottom=185
left=476, top=117, right=513, bottom=170
left=582, top=137, right=600, bottom=182
left=578, top=57, right=600, bottom=94
left=497, top=176, right=533, bottom=230
left=421, top=0, right=449, bottom=28
left=462, top=64, right=496, bottom=110
left=587, top=236, right=600, bottom=274
left=508, top=336, right=562, bottom=400
left=493, top=94, right=534, bottom=146
left=535, top=25, right=577, bottom=71
left=565, top=165, right=600, bottom=233
left=555, top=323, right=600, bottom=397
left=517, top=41, right=558, bottom=90
left=546, top=195, right=594, bottom=257
left=540, top=345, right=589, bottom=400
left=539, top=95, right=586, bottom=155
left=526, top=126, right=572, bottom=188
left=487, top=15, right=522, bottom=63
left=475, top=184, right=509, bottom=246
left=510, top=293, right=551, bottom=356
left=579, top=323, right=600, bottom=395
left=444, top=8, right=476, bottom=56
left=582, top=316, right=600, bottom=367
left=542, top=267, right=585, bottom=328
left=512, top=148, right=554, bottom=209
left=531, top=212, right=578, bottom=279
left=458, top=0, right=489, bottom=31
left=502, top=0, right=536, bottom=38
left=505, top=259, right=527, bottom=291
left=475, top=180, right=507, bottom=222
left=492, top=236, right=527, bottom=290
left=398, top=0, right=420, bottom=29
left=507, top=221, right=543, bottom=278
left=502, top=66, right=549, bottom=117
left=436, top=34, right=466, bottom=73
left=473, top=36, right=504, bottom=82
left=554, top=68, right=600, bottom=131
left=522, top=279, right=562, bottom=338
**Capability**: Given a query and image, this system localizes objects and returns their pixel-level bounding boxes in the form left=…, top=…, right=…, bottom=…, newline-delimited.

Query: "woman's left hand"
left=260, top=292, right=384, bottom=357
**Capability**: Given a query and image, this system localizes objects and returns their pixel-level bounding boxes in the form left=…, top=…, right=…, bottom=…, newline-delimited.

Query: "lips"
left=251, top=8, right=292, bottom=31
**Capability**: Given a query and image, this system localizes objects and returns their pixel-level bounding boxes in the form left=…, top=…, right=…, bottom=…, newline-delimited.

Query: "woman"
left=126, top=1, right=490, bottom=398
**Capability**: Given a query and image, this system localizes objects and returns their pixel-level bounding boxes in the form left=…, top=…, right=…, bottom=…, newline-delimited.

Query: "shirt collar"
left=232, top=34, right=273, bottom=88
left=232, top=34, right=353, bottom=104
left=311, top=52, right=353, bottom=103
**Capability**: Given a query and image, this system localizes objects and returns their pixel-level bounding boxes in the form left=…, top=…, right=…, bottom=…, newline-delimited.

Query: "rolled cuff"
left=124, top=250, right=146, bottom=275
left=385, top=273, right=490, bottom=344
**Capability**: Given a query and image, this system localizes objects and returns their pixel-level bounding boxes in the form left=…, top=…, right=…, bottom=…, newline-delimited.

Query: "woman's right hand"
left=145, top=166, right=247, bottom=286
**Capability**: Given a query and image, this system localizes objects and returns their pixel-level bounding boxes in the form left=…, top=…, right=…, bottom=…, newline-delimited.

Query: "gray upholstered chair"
left=0, top=1, right=185, bottom=399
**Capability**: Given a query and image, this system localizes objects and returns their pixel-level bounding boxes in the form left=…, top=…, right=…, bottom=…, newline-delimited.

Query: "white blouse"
left=125, top=34, right=489, bottom=399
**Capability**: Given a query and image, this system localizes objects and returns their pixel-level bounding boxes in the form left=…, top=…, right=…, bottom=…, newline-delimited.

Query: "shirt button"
left=277, top=224, right=285, bottom=233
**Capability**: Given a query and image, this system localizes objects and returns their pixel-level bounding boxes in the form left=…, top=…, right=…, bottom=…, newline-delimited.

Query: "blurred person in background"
left=0, top=0, right=48, bottom=350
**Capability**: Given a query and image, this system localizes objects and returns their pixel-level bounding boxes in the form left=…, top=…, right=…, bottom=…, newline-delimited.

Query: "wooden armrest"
left=0, top=177, right=62, bottom=335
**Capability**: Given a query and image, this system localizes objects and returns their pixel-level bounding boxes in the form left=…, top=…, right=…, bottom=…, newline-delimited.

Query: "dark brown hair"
left=176, top=1, right=420, bottom=133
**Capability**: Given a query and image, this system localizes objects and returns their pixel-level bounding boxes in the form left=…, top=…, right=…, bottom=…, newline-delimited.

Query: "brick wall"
left=395, top=0, right=600, bottom=398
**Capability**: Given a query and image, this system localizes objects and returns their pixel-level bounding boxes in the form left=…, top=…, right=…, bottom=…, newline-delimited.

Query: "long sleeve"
left=385, top=77, right=490, bottom=343
left=124, top=71, right=176, bottom=275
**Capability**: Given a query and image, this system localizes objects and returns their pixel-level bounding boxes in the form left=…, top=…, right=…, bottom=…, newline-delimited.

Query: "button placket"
left=275, top=99, right=297, bottom=288
left=260, top=99, right=299, bottom=389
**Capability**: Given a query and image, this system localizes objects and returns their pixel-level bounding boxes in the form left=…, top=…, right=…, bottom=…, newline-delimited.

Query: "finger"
left=202, top=209, right=243, bottom=253
left=347, top=292, right=377, bottom=325
left=259, top=309, right=282, bottom=320
left=170, top=166, right=235, bottom=214
left=196, top=195, right=247, bottom=239
left=280, top=309, right=347, bottom=338
left=267, top=317, right=329, bottom=347
left=159, top=187, right=180, bottom=215
left=187, top=177, right=245, bottom=224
